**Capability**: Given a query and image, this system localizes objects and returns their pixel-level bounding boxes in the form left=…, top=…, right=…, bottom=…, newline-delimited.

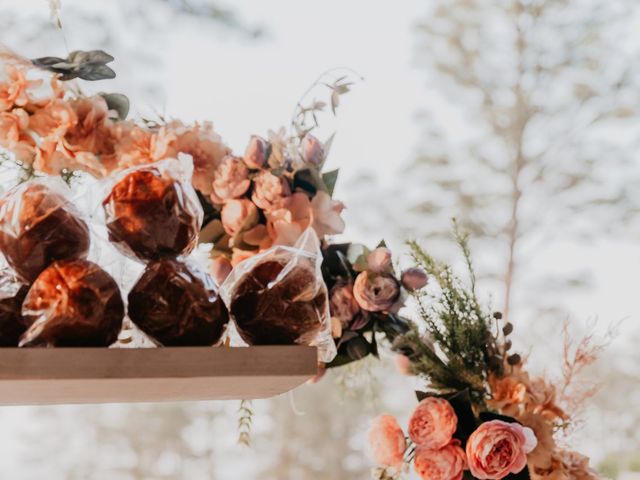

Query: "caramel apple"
left=20, top=259, right=124, bottom=347
left=128, top=259, right=229, bottom=346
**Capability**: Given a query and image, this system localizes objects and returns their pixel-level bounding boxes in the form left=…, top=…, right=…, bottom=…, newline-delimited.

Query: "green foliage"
left=394, top=224, right=502, bottom=405
left=237, top=399, right=253, bottom=447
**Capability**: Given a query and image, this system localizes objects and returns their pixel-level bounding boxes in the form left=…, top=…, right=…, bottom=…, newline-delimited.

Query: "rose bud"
left=368, top=414, right=406, bottom=469
left=302, top=134, right=324, bottom=166
left=414, top=441, right=467, bottom=480
left=353, top=271, right=400, bottom=312
left=243, top=135, right=268, bottom=169
left=408, top=397, right=458, bottom=450
left=210, top=156, right=250, bottom=204
left=466, top=420, right=537, bottom=479
left=251, top=170, right=291, bottom=212
left=367, top=247, right=392, bottom=273
left=401, top=267, right=428, bottom=291
left=329, top=282, right=360, bottom=328
left=210, top=255, right=233, bottom=286
left=221, top=199, right=259, bottom=236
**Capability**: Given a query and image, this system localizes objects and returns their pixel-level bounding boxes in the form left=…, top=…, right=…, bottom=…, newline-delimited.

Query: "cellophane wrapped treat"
left=0, top=260, right=27, bottom=346
left=101, top=156, right=204, bottom=262
left=20, top=258, right=125, bottom=347
left=221, top=228, right=336, bottom=362
left=0, top=178, right=91, bottom=283
left=128, top=258, right=229, bottom=346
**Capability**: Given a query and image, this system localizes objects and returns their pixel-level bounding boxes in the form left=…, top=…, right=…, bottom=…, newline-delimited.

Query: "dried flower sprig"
left=237, top=399, right=253, bottom=447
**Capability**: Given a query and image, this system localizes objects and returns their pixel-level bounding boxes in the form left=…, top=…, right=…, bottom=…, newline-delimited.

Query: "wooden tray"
left=0, top=346, right=317, bottom=405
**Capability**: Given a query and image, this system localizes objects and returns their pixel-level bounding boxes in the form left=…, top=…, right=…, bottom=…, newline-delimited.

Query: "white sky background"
left=0, top=0, right=638, bottom=475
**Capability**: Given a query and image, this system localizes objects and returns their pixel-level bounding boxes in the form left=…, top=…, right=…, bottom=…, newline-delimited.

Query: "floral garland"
left=0, top=47, right=603, bottom=479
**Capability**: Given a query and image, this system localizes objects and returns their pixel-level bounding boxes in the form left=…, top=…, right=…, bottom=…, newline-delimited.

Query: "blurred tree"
left=393, top=0, right=640, bottom=321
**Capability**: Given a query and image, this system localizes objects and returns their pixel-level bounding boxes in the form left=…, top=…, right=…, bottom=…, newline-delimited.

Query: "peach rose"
left=466, top=420, right=537, bottom=480
left=310, top=191, right=345, bottom=237
left=353, top=271, right=400, bottom=312
left=210, top=156, right=250, bottom=204
left=210, top=256, right=233, bottom=286
left=0, top=108, right=35, bottom=164
left=368, top=414, right=406, bottom=469
left=116, top=124, right=176, bottom=168
left=401, top=267, right=428, bottom=291
left=0, top=65, right=37, bottom=112
left=329, top=282, right=360, bottom=328
left=408, top=397, right=458, bottom=450
left=367, top=247, right=392, bottom=273
left=221, top=199, right=259, bottom=236
left=302, top=134, right=324, bottom=165
left=414, top=441, right=467, bottom=480
left=171, top=121, right=230, bottom=195
left=266, top=192, right=312, bottom=246
left=243, top=135, right=268, bottom=169
left=251, top=170, right=291, bottom=212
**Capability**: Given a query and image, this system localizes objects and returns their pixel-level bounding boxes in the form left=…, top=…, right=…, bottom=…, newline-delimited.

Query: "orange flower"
left=414, top=440, right=467, bottom=480
left=368, top=414, right=406, bottom=469
left=266, top=192, right=312, bottom=246
left=29, top=98, right=77, bottom=143
left=408, top=397, right=458, bottom=450
left=210, top=156, right=250, bottom=203
left=170, top=121, right=230, bottom=194
left=0, top=65, right=38, bottom=112
left=221, top=199, right=259, bottom=236
left=531, top=450, right=598, bottom=480
left=0, top=108, right=35, bottom=164
left=116, top=124, right=176, bottom=168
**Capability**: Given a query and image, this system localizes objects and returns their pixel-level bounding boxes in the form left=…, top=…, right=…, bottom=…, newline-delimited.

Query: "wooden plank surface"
left=0, top=346, right=317, bottom=405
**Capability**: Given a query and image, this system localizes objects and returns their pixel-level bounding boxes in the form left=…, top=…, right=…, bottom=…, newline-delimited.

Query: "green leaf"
left=100, top=93, right=129, bottom=120
left=322, top=169, right=339, bottom=196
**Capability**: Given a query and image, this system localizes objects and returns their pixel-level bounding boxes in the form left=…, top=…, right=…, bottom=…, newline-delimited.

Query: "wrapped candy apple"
left=102, top=156, right=203, bottom=261
left=0, top=179, right=90, bottom=282
left=221, top=228, right=336, bottom=362
left=0, top=266, right=28, bottom=346
left=20, top=259, right=125, bottom=347
left=128, top=259, right=229, bottom=346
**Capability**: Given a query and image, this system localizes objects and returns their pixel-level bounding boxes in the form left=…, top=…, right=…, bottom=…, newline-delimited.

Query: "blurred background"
left=0, top=0, right=639, bottom=478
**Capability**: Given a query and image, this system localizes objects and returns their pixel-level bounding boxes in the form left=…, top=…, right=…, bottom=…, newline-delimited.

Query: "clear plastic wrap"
left=220, top=228, right=337, bottom=362
left=20, top=258, right=125, bottom=347
left=0, top=177, right=91, bottom=283
left=0, top=258, right=27, bottom=346
left=101, top=155, right=204, bottom=262
left=127, top=258, right=229, bottom=346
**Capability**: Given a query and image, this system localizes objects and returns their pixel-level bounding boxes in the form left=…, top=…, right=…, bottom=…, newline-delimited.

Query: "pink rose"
left=210, top=256, right=232, bottom=286
left=221, top=199, right=259, bottom=236
left=368, top=414, right=406, bottom=469
left=414, top=441, right=467, bottom=480
left=243, top=135, right=268, bottom=169
left=310, top=191, right=345, bottom=237
left=408, top=397, right=458, bottom=450
left=302, top=134, right=324, bottom=165
left=266, top=192, right=312, bottom=246
left=210, top=156, right=250, bottom=203
left=251, top=170, right=291, bottom=212
left=466, top=420, right=537, bottom=480
left=353, top=271, right=400, bottom=312
left=401, top=267, right=428, bottom=291
left=367, top=247, right=392, bottom=273
left=329, top=282, right=360, bottom=328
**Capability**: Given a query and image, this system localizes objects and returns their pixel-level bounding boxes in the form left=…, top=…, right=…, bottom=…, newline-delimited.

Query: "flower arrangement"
left=367, top=229, right=603, bottom=480
left=0, top=46, right=420, bottom=369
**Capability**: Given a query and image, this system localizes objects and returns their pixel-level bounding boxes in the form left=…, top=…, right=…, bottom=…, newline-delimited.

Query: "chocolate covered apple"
left=0, top=284, right=27, bottom=347
left=0, top=182, right=90, bottom=282
left=102, top=165, right=202, bottom=261
left=228, top=251, right=329, bottom=346
left=128, top=259, right=229, bottom=346
left=20, top=259, right=124, bottom=347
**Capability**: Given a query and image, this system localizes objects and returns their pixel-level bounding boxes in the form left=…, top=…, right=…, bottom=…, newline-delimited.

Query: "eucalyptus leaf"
left=322, top=169, right=339, bottom=196
left=68, top=50, right=114, bottom=65
left=31, top=49, right=117, bottom=82
left=76, top=64, right=116, bottom=81
left=100, top=93, right=130, bottom=120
